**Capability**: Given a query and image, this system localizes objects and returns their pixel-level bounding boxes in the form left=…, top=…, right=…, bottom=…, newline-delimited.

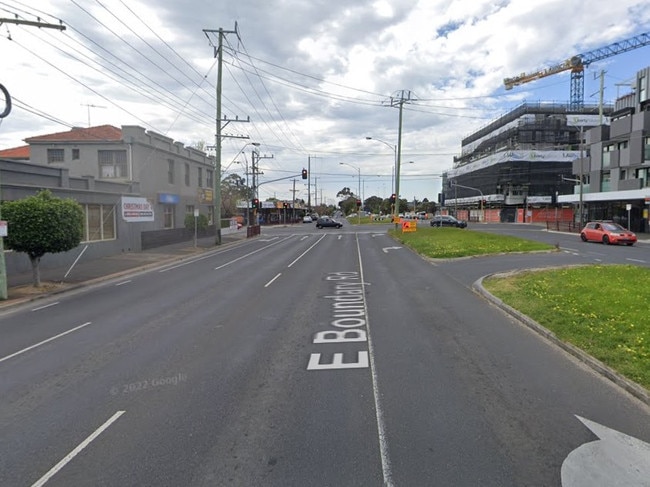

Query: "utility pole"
left=250, top=149, right=273, bottom=224
left=203, top=23, right=249, bottom=245
left=291, top=179, right=298, bottom=222
left=307, top=155, right=312, bottom=212
left=389, top=90, right=414, bottom=226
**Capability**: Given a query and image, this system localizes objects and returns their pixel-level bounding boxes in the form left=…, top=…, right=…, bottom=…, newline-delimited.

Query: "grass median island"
left=389, top=226, right=555, bottom=258
left=483, top=265, right=650, bottom=390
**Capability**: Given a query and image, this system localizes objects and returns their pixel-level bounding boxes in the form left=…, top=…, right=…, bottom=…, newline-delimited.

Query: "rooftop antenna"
left=81, top=103, right=107, bottom=127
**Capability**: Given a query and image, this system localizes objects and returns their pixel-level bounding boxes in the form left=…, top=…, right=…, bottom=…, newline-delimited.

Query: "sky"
left=1, top=0, right=650, bottom=206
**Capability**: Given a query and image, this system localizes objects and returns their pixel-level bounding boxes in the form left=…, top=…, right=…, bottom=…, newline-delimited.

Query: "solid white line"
left=115, top=280, right=132, bottom=286
left=356, top=234, right=394, bottom=486
left=31, top=302, right=60, bottom=312
left=287, top=234, right=327, bottom=268
left=0, top=322, right=92, bottom=364
left=265, top=273, right=282, bottom=287
left=626, top=258, right=646, bottom=263
left=30, top=410, right=125, bottom=487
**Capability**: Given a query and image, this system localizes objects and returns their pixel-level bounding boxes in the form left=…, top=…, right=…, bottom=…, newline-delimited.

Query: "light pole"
left=339, top=162, right=361, bottom=225
left=365, top=136, right=397, bottom=195
left=229, top=142, right=259, bottom=228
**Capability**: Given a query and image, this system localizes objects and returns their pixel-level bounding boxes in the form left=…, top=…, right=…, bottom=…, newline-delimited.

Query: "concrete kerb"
left=473, top=270, right=650, bottom=407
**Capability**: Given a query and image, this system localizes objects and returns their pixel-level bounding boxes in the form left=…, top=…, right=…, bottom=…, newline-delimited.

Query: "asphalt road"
left=1, top=222, right=649, bottom=486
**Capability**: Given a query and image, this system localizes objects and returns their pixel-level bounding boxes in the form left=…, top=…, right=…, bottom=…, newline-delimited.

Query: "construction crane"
left=504, top=32, right=650, bottom=109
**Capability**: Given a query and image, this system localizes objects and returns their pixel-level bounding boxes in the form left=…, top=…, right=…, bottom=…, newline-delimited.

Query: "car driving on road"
left=430, top=215, right=467, bottom=228
left=315, top=216, right=343, bottom=228
left=580, top=221, right=637, bottom=245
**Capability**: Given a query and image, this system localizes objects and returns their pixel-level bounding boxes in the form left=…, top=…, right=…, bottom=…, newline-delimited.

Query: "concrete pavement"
left=1, top=228, right=249, bottom=307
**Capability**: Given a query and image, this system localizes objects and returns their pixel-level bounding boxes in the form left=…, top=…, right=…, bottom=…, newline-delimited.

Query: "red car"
left=580, top=221, right=637, bottom=246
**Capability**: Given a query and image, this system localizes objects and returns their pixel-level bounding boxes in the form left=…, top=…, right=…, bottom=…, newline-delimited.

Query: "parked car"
left=302, top=215, right=312, bottom=223
left=580, top=221, right=637, bottom=245
left=430, top=215, right=467, bottom=228
left=315, top=216, right=343, bottom=229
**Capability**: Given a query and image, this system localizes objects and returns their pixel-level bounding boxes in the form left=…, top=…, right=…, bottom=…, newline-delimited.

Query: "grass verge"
left=389, top=226, right=555, bottom=258
left=483, top=265, right=650, bottom=390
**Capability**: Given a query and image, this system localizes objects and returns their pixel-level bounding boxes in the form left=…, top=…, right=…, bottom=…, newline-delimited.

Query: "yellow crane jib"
left=503, top=57, right=582, bottom=90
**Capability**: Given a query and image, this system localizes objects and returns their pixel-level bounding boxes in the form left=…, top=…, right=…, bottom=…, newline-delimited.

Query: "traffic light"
left=389, top=193, right=396, bottom=205
left=251, top=198, right=259, bottom=209
left=356, top=199, right=361, bottom=208
left=301, top=168, right=308, bottom=179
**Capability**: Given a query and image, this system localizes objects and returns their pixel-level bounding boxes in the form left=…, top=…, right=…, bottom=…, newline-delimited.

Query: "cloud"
left=1, top=0, right=650, bottom=201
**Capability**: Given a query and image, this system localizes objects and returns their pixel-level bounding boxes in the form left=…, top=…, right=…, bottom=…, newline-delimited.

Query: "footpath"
left=1, top=228, right=248, bottom=308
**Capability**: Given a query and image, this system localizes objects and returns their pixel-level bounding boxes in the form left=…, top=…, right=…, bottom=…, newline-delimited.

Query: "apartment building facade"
left=559, top=67, right=650, bottom=233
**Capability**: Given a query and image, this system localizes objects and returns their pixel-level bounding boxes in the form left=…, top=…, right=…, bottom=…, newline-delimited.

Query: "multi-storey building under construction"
left=442, top=102, right=613, bottom=223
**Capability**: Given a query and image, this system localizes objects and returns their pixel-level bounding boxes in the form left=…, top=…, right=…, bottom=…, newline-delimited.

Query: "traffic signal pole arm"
left=257, top=172, right=305, bottom=186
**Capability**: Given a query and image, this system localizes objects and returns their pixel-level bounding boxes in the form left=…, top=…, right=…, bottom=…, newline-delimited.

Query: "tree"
left=336, top=187, right=355, bottom=199
left=184, top=213, right=209, bottom=231
left=2, top=190, right=84, bottom=287
left=220, top=173, right=248, bottom=217
left=365, top=195, right=384, bottom=214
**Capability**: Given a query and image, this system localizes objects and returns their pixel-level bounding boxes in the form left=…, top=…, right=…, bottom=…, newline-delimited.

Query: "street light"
left=227, top=142, right=259, bottom=229
left=365, top=136, right=397, bottom=195
left=339, top=162, right=361, bottom=225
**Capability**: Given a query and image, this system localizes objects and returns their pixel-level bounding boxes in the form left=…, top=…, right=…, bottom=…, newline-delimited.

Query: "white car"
left=302, top=215, right=312, bottom=223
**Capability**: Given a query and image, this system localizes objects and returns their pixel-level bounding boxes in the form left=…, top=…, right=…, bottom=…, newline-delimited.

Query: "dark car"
left=315, top=216, right=342, bottom=229
left=580, top=221, right=637, bottom=245
left=430, top=215, right=467, bottom=228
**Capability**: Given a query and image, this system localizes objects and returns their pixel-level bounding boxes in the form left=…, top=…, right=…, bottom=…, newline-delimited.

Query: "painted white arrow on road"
left=561, top=415, right=650, bottom=486
left=259, top=237, right=279, bottom=242
left=382, top=246, right=402, bottom=253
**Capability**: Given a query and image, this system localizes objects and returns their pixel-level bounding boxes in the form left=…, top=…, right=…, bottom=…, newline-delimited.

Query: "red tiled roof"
left=25, top=125, right=123, bottom=143
left=0, top=145, right=30, bottom=159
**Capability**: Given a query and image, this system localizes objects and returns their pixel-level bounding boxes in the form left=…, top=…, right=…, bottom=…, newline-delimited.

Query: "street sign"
left=401, top=220, right=416, bottom=232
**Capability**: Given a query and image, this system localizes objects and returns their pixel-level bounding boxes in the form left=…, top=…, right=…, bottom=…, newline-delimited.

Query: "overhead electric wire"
left=69, top=0, right=216, bottom=125
left=231, top=37, right=309, bottom=155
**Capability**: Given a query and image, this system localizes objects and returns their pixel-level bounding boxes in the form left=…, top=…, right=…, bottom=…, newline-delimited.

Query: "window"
left=98, top=150, right=128, bottom=178
left=600, top=172, right=610, bottom=192
left=617, top=141, right=628, bottom=150
left=163, top=204, right=174, bottom=228
left=72, top=148, right=80, bottom=160
left=207, top=170, right=213, bottom=188
left=602, top=145, right=613, bottom=168
left=645, top=136, right=650, bottom=162
left=186, top=205, right=195, bottom=217
left=82, top=204, right=116, bottom=242
left=168, top=159, right=175, bottom=184
left=639, top=74, right=647, bottom=103
left=637, top=168, right=650, bottom=187
left=198, top=167, right=203, bottom=188
left=47, top=149, right=64, bottom=164
left=184, top=163, right=190, bottom=186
